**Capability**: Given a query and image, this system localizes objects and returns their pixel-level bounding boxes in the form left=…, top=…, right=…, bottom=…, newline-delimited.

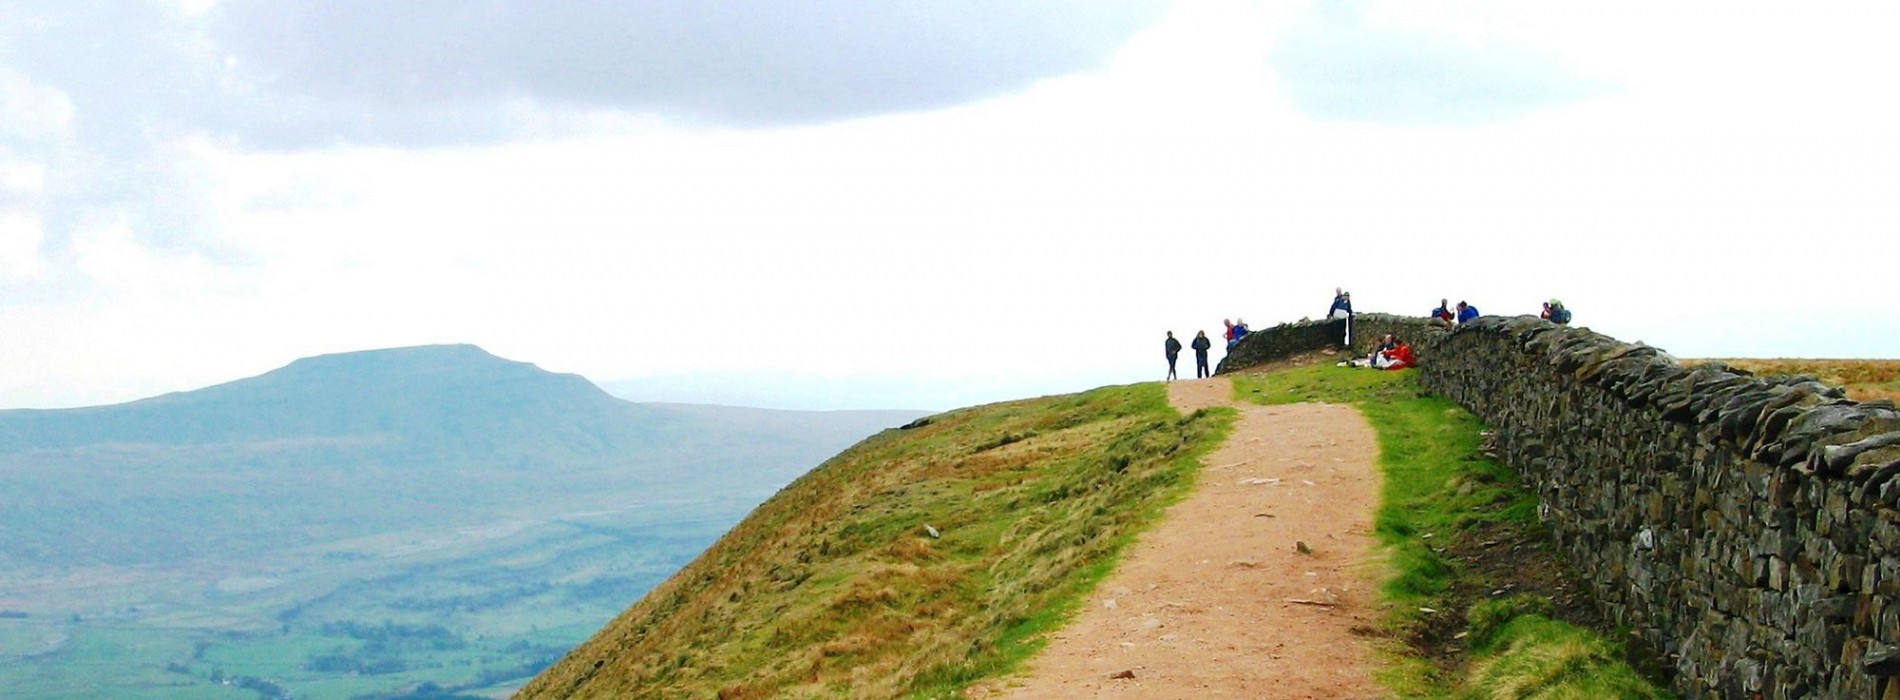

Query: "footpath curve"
left=971, top=376, right=1388, bottom=699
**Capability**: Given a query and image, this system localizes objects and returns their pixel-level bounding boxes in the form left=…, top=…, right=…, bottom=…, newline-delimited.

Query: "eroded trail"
left=972, top=376, right=1387, bottom=699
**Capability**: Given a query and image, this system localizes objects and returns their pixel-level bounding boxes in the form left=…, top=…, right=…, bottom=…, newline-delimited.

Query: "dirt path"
left=970, top=376, right=1387, bottom=699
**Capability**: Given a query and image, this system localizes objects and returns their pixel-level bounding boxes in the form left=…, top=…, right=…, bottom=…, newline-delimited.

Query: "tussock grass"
left=517, top=384, right=1231, bottom=699
left=1461, top=615, right=1666, bottom=700
left=1697, top=358, right=1900, bottom=403
left=1233, top=365, right=1667, bottom=699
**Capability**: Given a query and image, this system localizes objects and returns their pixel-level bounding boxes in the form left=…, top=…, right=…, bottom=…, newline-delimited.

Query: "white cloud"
left=0, top=212, right=46, bottom=282
left=1270, top=0, right=1597, bottom=125
left=1, top=0, right=1896, bottom=409
left=0, top=68, right=74, bottom=145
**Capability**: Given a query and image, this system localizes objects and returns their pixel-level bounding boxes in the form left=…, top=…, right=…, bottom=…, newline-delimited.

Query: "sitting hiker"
left=1456, top=300, right=1480, bottom=325
left=1377, top=339, right=1417, bottom=370
left=1542, top=298, right=1572, bottom=325
left=1431, top=298, right=1454, bottom=323
left=1328, top=288, right=1353, bottom=320
left=1347, top=335, right=1415, bottom=369
left=1366, top=333, right=1397, bottom=364
left=1227, top=318, right=1250, bottom=351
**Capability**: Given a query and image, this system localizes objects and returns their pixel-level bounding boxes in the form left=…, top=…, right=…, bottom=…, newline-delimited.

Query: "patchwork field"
left=0, top=495, right=749, bottom=700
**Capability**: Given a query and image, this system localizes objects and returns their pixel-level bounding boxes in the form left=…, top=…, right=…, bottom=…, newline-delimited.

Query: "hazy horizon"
left=5, top=1, right=1896, bottom=410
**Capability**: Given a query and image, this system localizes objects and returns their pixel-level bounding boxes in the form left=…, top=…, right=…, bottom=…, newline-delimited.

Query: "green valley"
left=0, top=345, right=921, bottom=698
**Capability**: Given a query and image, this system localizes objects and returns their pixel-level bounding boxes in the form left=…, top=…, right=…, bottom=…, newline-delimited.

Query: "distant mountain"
left=0, top=345, right=923, bottom=569
left=0, top=344, right=667, bottom=462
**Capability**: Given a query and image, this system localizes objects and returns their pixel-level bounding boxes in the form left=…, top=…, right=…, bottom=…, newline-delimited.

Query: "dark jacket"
left=1329, top=296, right=1353, bottom=319
left=1165, top=337, right=1183, bottom=357
left=1191, top=336, right=1211, bottom=354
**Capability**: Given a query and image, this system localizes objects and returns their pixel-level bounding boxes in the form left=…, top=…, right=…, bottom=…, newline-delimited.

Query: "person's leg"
left=1168, top=356, right=1178, bottom=380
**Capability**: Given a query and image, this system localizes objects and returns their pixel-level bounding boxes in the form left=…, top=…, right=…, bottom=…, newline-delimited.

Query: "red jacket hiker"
left=1385, top=343, right=1417, bottom=370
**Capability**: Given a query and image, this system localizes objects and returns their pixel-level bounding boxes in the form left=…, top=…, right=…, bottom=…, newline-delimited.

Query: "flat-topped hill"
left=0, top=344, right=656, bottom=459
left=0, top=344, right=914, bottom=569
left=0, top=344, right=925, bottom=699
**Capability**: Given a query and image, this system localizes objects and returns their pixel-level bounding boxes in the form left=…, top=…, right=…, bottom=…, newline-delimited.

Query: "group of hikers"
left=1162, top=330, right=1214, bottom=381
left=1162, top=289, right=1573, bottom=380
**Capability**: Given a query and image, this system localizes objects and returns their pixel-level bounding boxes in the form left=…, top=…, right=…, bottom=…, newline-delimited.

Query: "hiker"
left=1376, top=338, right=1417, bottom=370
left=1164, top=331, right=1183, bottom=381
left=1367, top=333, right=1398, bottom=365
left=1430, top=298, right=1454, bottom=324
left=1227, top=318, right=1250, bottom=351
left=1341, top=334, right=1412, bottom=370
left=1456, top=301, right=1480, bottom=325
left=1191, top=331, right=1212, bottom=378
left=1222, top=318, right=1235, bottom=347
left=1542, top=299, right=1572, bottom=325
left=1328, top=288, right=1353, bottom=320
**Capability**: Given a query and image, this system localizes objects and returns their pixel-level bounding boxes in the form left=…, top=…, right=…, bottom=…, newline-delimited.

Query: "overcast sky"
left=3, top=1, right=1896, bottom=411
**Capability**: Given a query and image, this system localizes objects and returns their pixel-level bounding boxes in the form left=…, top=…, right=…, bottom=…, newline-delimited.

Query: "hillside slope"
left=0, top=344, right=918, bottom=569
left=518, top=383, right=1231, bottom=699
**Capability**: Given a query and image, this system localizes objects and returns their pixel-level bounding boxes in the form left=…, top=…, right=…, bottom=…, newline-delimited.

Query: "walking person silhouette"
left=1164, top=332, right=1183, bottom=381
left=1191, top=330, right=1212, bottom=378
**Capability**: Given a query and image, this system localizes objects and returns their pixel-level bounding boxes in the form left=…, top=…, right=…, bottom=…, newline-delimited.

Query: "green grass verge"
left=1233, top=365, right=1668, bottom=699
left=518, top=383, right=1233, bottom=699
left=1459, top=598, right=1666, bottom=700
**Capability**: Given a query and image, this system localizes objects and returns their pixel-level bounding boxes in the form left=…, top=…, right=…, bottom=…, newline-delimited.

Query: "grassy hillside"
left=518, top=384, right=1231, bottom=699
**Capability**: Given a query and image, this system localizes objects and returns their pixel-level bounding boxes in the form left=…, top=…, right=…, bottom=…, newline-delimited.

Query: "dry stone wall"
left=1420, top=317, right=1900, bottom=699
left=1212, top=313, right=1434, bottom=374
left=1217, top=313, right=1900, bottom=698
left=1214, top=319, right=1343, bottom=374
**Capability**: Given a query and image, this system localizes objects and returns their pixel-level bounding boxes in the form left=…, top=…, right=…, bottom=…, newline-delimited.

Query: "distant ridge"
left=0, top=343, right=928, bottom=699
left=0, top=344, right=661, bottom=459
left=0, top=344, right=920, bottom=569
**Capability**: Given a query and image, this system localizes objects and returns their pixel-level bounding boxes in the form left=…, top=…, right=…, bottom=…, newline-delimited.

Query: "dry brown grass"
left=515, top=384, right=1231, bottom=700
left=1697, top=358, right=1900, bottom=403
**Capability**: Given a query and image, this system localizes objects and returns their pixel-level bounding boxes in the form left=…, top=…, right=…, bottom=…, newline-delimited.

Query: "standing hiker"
left=1191, top=330, right=1212, bottom=378
left=1165, top=331, right=1183, bottom=381
left=1328, top=288, right=1353, bottom=320
left=1329, top=289, right=1354, bottom=346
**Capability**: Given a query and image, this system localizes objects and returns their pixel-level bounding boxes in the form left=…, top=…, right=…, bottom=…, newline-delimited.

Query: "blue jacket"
left=1328, top=296, right=1352, bottom=319
left=1457, top=305, right=1480, bottom=324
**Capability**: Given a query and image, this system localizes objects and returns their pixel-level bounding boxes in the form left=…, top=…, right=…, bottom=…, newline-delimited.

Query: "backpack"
left=1552, top=307, right=1572, bottom=324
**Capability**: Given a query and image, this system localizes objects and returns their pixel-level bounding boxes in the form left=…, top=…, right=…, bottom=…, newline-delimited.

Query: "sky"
left=3, top=1, right=1897, bottom=411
